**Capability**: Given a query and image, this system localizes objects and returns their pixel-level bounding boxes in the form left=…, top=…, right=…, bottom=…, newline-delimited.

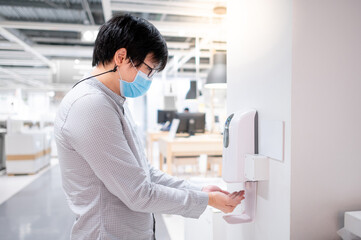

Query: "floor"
left=0, top=160, right=74, bottom=240
left=0, top=143, right=225, bottom=240
left=0, top=161, right=53, bottom=206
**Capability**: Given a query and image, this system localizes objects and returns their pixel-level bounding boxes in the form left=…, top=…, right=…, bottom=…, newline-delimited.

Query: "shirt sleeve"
left=61, top=93, right=208, bottom=218
left=147, top=163, right=205, bottom=191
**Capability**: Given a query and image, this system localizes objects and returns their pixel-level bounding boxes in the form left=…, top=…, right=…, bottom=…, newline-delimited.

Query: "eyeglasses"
left=142, top=61, right=158, bottom=78
left=129, top=58, right=157, bottom=78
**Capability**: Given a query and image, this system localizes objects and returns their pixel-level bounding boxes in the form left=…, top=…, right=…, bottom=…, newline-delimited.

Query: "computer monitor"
left=157, top=110, right=176, bottom=124
left=175, top=112, right=206, bottom=135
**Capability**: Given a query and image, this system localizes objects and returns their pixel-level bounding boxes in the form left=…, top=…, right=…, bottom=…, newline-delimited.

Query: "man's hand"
left=208, top=191, right=245, bottom=213
left=202, top=185, right=230, bottom=195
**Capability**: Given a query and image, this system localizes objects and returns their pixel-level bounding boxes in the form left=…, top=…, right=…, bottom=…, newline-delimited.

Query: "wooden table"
left=158, top=134, right=223, bottom=175
left=146, top=131, right=188, bottom=163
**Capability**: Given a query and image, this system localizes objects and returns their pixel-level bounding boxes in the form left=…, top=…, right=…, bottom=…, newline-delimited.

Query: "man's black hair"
left=92, top=14, right=168, bottom=71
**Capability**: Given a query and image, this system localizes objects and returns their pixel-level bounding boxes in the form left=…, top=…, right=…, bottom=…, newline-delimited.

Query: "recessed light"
left=213, top=5, right=227, bottom=15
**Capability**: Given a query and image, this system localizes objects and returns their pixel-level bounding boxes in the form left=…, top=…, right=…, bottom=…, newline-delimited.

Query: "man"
left=54, top=14, right=244, bottom=240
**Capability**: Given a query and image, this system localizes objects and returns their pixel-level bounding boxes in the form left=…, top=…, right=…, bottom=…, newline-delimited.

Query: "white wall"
left=291, top=1, right=361, bottom=239
left=227, top=0, right=292, bottom=239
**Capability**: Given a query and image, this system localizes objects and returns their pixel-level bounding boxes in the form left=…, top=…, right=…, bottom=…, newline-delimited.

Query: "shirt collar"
left=86, top=77, right=126, bottom=106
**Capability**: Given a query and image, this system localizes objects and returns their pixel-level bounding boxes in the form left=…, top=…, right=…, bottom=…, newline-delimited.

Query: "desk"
left=146, top=131, right=188, bottom=163
left=0, top=128, right=6, bottom=170
left=158, top=134, right=223, bottom=175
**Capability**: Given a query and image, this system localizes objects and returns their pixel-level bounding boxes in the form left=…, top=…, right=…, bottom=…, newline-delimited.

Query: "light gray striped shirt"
left=54, top=77, right=209, bottom=240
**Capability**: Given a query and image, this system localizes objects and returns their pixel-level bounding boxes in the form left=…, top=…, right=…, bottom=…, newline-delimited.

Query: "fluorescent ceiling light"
left=81, top=30, right=98, bottom=42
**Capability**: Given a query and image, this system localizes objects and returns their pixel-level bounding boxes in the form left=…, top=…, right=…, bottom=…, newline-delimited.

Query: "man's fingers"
left=240, top=196, right=245, bottom=203
left=228, top=192, right=245, bottom=205
left=223, top=194, right=246, bottom=213
left=234, top=193, right=245, bottom=202
left=230, top=191, right=242, bottom=197
left=224, top=205, right=236, bottom=213
left=229, top=192, right=237, bottom=198
left=229, top=191, right=244, bottom=199
left=220, top=190, right=230, bottom=195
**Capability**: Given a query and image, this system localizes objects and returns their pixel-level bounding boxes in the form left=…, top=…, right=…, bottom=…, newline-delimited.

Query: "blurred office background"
left=0, top=1, right=229, bottom=239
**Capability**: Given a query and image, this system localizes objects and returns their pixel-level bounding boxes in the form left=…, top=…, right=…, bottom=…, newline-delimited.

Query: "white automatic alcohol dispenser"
left=222, top=110, right=259, bottom=224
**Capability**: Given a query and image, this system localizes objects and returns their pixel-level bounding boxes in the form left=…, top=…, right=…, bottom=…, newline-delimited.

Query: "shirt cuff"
left=184, top=190, right=209, bottom=219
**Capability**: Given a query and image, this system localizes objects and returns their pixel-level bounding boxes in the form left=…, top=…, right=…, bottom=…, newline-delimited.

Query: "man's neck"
left=91, top=65, right=120, bottom=96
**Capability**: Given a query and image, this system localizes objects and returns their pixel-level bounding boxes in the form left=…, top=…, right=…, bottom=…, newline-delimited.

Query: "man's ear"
left=114, top=48, right=127, bottom=65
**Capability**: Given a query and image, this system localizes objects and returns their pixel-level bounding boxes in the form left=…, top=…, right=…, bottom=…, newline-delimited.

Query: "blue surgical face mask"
left=118, top=60, right=152, bottom=98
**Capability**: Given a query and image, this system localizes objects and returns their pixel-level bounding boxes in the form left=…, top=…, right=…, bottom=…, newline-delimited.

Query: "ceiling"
left=0, top=0, right=227, bottom=90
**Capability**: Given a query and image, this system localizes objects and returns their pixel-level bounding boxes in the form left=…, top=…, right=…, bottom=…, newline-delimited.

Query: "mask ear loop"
left=117, top=65, right=126, bottom=97
left=129, top=58, right=137, bottom=70
left=117, top=64, right=123, bottom=81
left=72, top=65, right=118, bottom=88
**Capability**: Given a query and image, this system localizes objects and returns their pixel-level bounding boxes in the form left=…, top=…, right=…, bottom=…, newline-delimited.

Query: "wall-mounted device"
left=222, top=110, right=269, bottom=224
